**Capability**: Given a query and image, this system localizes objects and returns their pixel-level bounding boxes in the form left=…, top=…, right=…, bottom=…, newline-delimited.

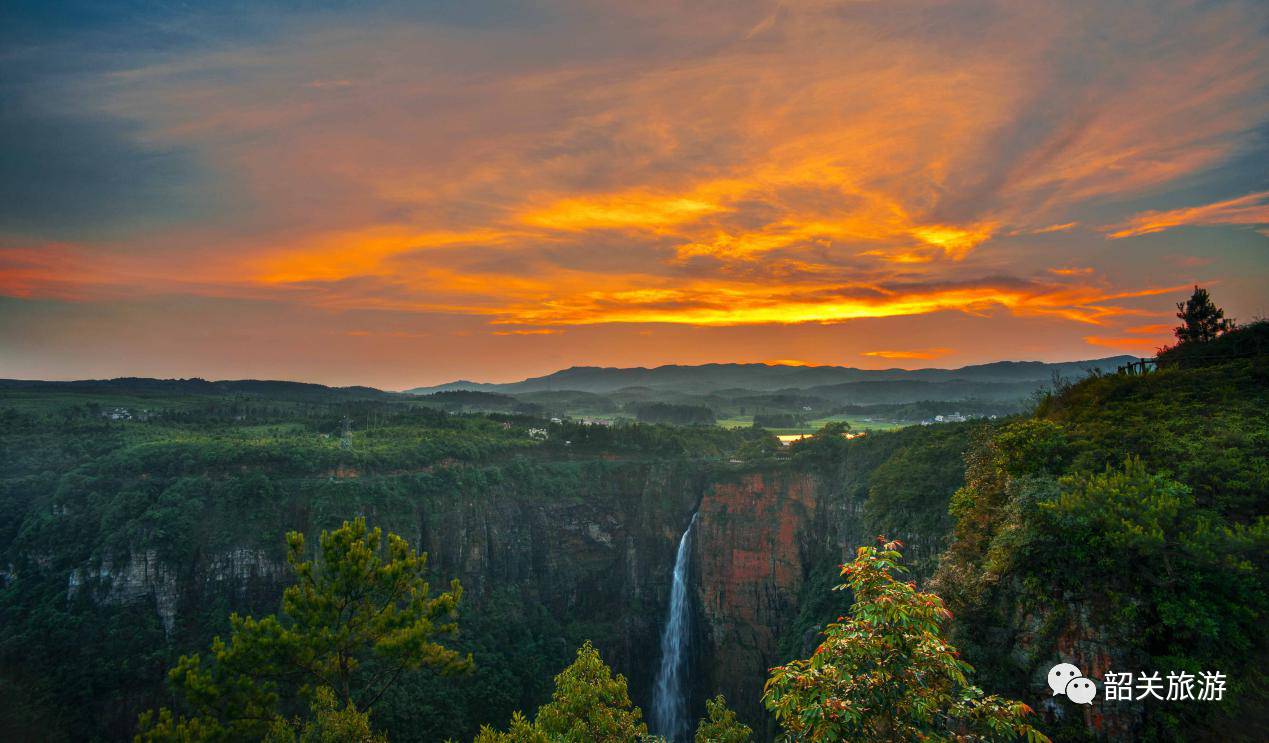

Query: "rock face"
left=68, top=549, right=181, bottom=635
left=691, top=470, right=862, bottom=735
left=1002, top=587, right=1145, bottom=740
left=57, top=460, right=903, bottom=738
left=415, top=461, right=708, bottom=709
left=68, top=546, right=287, bottom=638
left=694, top=472, right=821, bottom=726
left=59, top=460, right=711, bottom=716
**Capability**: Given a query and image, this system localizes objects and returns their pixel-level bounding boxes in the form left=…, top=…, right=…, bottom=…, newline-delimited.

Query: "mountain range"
left=406, top=356, right=1137, bottom=396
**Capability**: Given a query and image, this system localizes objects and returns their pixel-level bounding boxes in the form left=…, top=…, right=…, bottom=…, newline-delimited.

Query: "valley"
left=1, top=327, right=1264, bottom=741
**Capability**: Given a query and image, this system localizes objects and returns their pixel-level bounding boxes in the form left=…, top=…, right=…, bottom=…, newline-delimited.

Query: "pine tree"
left=1175, top=286, right=1234, bottom=345
left=474, top=641, right=648, bottom=743
left=136, top=518, right=470, bottom=741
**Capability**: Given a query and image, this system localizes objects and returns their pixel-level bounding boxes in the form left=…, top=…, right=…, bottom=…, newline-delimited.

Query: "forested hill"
left=0, top=327, right=1263, bottom=741
left=0, top=377, right=398, bottom=401
left=931, top=321, right=1269, bottom=741
left=407, top=356, right=1136, bottom=395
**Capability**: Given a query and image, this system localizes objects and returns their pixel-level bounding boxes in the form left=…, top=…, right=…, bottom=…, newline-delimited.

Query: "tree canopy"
left=136, top=518, right=470, bottom=741
left=473, top=641, right=648, bottom=743
left=694, top=695, right=752, bottom=743
left=1174, top=285, right=1234, bottom=345
left=763, top=539, right=1047, bottom=742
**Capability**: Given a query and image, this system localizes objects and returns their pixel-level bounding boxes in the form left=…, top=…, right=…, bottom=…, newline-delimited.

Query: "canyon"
left=8, top=335, right=1264, bottom=741
left=52, top=447, right=959, bottom=739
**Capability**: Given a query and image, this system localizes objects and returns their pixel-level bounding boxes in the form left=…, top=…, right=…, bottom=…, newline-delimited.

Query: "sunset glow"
left=862, top=349, right=955, bottom=361
left=2, top=0, right=1267, bottom=387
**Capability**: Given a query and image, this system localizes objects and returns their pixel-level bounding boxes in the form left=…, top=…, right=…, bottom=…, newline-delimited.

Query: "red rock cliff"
left=693, top=470, right=846, bottom=733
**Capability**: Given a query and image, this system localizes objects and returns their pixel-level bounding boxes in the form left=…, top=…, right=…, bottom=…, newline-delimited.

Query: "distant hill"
left=0, top=377, right=399, bottom=401
left=406, top=357, right=1135, bottom=395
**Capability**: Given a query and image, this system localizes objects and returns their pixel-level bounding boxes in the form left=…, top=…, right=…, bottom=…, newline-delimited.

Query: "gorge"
left=2, top=333, right=1265, bottom=741
left=0, top=405, right=969, bottom=741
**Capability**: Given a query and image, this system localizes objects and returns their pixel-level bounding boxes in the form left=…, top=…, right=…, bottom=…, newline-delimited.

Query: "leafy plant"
left=694, top=695, right=751, bottom=742
left=763, top=539, right=1047, bottom=742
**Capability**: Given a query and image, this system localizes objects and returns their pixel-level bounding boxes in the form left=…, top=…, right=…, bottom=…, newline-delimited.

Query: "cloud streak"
left=1107, top=191, right=1269, bottom=238
left=1, top=0, right=1266, bottom=381
left=862, top=348, right=954, bottom=361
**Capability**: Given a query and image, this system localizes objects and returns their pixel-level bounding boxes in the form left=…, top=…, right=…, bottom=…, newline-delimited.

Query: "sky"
left=1, top=0, right=1267, bottom=389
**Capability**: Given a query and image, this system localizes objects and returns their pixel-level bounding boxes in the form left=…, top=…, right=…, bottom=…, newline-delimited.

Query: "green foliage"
left=775, top=421, right=979, bottom=662
left=1173, top=285, right=1234, bottom=345
left=7, top=349, right=1263, bottom=742
left=265, top=687, right=388, bottom=743
left=631, top=402, right=717, bottom=426
left=136, top=518, right=470, bottom=741
left=1157, top=318, right=1268, bottom=369
left=694, top=695, right=751, bottom=743
left=734, top=432, right=783, bottom=463
left=367, top=588, right=573, bottom=742
left=764, top=540, right=1047, bottom=742
left=787, top=420, right=853, bottom=465
left=937, top=341, right=1269, bottom=740
left=0, top=381, right=758, bottom=739
left=541, top=418, right=753, bottom=457
left=751, top=412, right=805, bottom=429
left=473, top=641, right=649, bottom=743
left=1032, top=460, right=1266, bottom=711
left=862, top=423, right=971, bottom=570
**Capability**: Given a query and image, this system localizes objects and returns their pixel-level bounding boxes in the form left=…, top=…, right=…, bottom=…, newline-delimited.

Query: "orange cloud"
left=862, top=348, right=954, bottom=360
left=492, top=328, right=562, bottom=336
left=909, top=223, right=998, bottom=260
left=1107, top=191, right=1269, bottom=238
left=3, top=0, right=1265, bottom=386
left=0, top=246, right=92, bottom=300
left=520, top=192, right=724, bottom=232
left=860, top=248, right=939, bottom=264
left=489, top=278, right=1183, bottom=328
left=252, top=227, right=516, bottom=284
left=1032, top=222, right=1079, bottom=234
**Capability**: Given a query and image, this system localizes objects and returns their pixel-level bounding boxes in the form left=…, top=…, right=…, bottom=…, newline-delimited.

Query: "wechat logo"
left=1048, top=662, right=1097, bottom=704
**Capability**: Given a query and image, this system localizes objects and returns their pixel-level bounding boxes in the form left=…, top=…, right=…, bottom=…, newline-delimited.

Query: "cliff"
left=24, top=459, right=712, bottom=739
left=1, top=408, right=973, bottom=741
left=693, top=471, right=840, bottom=731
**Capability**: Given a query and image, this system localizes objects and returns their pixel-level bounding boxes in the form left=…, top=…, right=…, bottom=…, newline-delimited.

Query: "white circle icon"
left=1066, top=676, right=1098, bottom=704
left=1047, top=662, right=1082, bottom=695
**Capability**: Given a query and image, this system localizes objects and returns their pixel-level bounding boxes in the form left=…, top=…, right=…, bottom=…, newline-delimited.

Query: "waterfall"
left=651, top=512, right=698, bottom=743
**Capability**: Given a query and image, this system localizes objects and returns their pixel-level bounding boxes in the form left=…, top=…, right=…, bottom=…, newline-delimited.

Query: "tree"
left=735, top=433, right=782, bottom=462
left=264, top=687, right=387, bottom=743
left=694, top=695, right=751, bottom=742
left=136, top=518, right=471, bottom=741
left=763, top=539, right=1048, bottom=742
left=633, top=402, right=717, bottom=426
left=789, top=420, right=853, bottom=465
left=1175, top=286, right=1233, bottom=345
left=474, top=641, right=649, bottom=743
